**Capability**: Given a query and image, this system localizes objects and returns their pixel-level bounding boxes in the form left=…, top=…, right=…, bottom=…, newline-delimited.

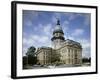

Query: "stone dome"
left=53, top=19, right=64, bottom=34
left=54, top=25, right=62, bottom=31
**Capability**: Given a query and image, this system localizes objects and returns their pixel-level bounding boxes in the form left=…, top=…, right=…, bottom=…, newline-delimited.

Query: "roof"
left=37, top=46, right=52, bottom=51
left=58, top=39, right=82, bottom=49
left=66, top=39, right=80, bottom=44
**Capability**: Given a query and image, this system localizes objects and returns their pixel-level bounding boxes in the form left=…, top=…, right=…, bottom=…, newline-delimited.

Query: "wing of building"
left=36, top=19, right=82, bottom=66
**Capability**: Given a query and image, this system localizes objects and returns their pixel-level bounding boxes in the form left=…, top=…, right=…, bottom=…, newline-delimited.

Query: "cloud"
left=63, top=20, right=69, bottom=25
left=43, top=24, right=53, bottom=36
left=22, top=11, right=90, bottom=57
left=23, top=29, right=52, bottom=56
left=32, top=35, right=49, bottom=43
left=62, top=20, right=69, bottom=36
left=82, top=48, right=90, bottom=58
left=23, top=10, right=39, bottom=20
left=24, top=20, right=33, bottom=27
left=23, top=37, right=34, bottom=46
left=69, top=13, right=77, bottom=20
left=71, top=29, right=84, bottom=36
left=23, top=34, right=51, bottom=46
left=77, top=13, right=90, bottom=26
left=84, top=14, right=90, bottom=26
left=31, top=23, right=53, bottom=37
left=51, top=12, right=62, bottom=24
left=22, top=46, right=28, bottom=56
left=77, top=39, right=90, bottom=48
left=62, top=20, right=69, bottom=28
left=52, top=16, right=57, bottom=24
left=76, top=39, right=90, bottom=58
left=63, top=13, right=79, bottom=21
left=68, top=36, right=75, bottom=40
left=53, top=13, right=61, bottom=19
left=23, top=37, right=35, bottom=56
left=22, top=23, right=53, bottom=56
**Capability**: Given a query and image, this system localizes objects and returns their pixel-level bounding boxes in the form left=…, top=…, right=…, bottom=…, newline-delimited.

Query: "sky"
left=22, top=10, right=91, bottom=58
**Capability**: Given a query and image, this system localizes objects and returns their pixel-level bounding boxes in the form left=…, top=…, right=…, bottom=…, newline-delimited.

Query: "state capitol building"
left=36, top=19, right=82, bottom=66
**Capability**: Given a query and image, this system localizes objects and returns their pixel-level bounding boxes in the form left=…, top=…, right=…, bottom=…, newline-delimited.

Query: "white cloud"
left=23, top=22, right=53, bottom=55
left=51, top=13, right=62, bottom=24
left=23, top=32, right=52, bottom=56
left=53, top=13, right=61, bottom=19
left=62, top=20, right=69, bottom=28
left=52, top=16, right=57, bottom=24
left=68, top=36, right=75, bottom=40
left=26, top=34, right=50, bottom=46
left=33, top=23, right=43, bottom=32
left=71, top=13, right=90, bottom=26
left=71, top=29, right=84, bottom=36
left=23, top=37, right=35, bottom=46
left=23, top=10, right=39, bottom=20
left=32, top=35, right=49, bottom=43
left=62, top=20, right=69, bottom=37
left=32, top=23, right=53, bottom=37
left=76, top=13, right=90, bottom=26
left=69, top=14, right=76, bottom=20
left=23, top=37, right=35, bottom=56
left=77, top=39, right=90, bottom=48
left=22, top=46, right=28, bottom=56
left=77, top=39, right=90, bottom=58
left=82, top=48, right=90, bottom=58
left=43, top=24, right=52, bottom=36
left=64, top=13, right=78, bottom=21
left=25, top=20, right=33, bottom=27
left=84, top=14, right=90, bottom=26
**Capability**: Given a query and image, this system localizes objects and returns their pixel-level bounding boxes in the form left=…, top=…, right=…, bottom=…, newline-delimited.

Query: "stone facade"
left=36, top=19, right=82, bottom=66
left=57, top=39, right=82, bottom=65
left=36, top=47, right=52, bottom=65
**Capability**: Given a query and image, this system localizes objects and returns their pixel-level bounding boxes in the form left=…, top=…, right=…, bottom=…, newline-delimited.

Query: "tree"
left=23, top=56, right=27, bottom=65
left=51, top=52, right=61, bottom=65
left=82, top=57, right=91, bottom=63
left=88, top=57, right=91, bottom=63
left=27, top=55, right=37, bottom=65
left=26, top=46, right=37, bottom=65
left=26, top=46, right=36, bottom=56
